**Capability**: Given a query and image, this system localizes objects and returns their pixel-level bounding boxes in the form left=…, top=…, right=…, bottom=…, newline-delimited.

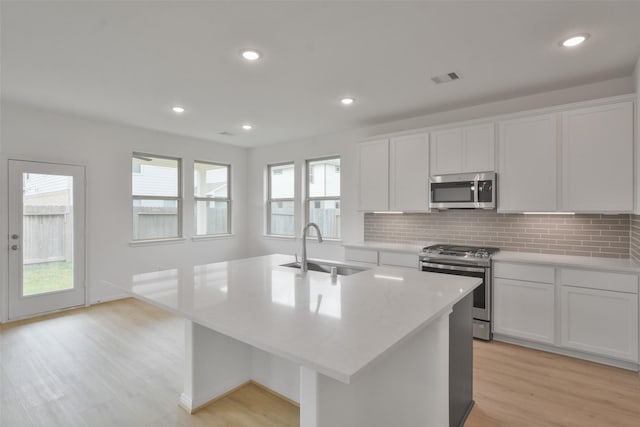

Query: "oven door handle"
left=421, top=262, right=486, bottom=273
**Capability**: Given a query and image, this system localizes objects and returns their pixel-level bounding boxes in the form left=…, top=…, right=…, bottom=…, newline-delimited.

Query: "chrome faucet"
left=301, top=222, right=323, bottom=272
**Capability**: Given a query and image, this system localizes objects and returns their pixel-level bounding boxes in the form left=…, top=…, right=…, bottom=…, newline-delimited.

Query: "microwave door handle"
left=473, top=179, right=479, bottom=203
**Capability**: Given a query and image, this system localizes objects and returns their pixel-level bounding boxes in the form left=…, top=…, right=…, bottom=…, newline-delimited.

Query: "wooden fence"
left=23, top=206, right=71, bottom=264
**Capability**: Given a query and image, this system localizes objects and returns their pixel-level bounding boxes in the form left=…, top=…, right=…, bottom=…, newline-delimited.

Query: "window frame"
left=266, top=162, right=295, bottom=236
left=305, top=156, right=341, bottom=240
left=193, top=160, right=232, bottom=236
left=131, top=152, right=182, bottom=241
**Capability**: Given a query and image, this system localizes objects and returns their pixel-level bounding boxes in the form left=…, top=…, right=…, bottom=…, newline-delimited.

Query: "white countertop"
left=106, top=254, right=480, bottom=383
left=345, top=240, right=640, bottom=274
left=493, top=251, right=640, bottom=273
left=343, top=241, right=431, bottom=254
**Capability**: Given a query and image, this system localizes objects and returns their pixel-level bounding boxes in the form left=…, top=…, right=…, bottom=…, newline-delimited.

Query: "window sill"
left=129, top=237, right=186, bottom=247
left=263, top=234, right=297, bottom=241
left=262, top=235, right=342, bottom=244
left=192, top=234, right=235, bottom=242
left=308, top=238, right=342, bottom=245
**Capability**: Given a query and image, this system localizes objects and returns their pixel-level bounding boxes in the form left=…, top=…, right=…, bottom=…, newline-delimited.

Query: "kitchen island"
left=106, top=254, right=481, bottom=427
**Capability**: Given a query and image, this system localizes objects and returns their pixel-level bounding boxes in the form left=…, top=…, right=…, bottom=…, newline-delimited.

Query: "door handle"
left=11, top=245, right=19, bottom=251
left=11, top=234, right=19, bottom=240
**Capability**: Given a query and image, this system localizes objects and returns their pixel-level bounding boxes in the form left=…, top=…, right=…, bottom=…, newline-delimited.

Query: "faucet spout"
left=301, top=223, right=323, bottom=272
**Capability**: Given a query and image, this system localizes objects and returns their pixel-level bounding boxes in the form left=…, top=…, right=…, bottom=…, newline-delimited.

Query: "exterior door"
left=8, top=160, right=86, bottom=319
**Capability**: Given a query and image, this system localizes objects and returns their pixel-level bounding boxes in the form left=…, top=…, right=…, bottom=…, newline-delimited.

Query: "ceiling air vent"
left=431, top=72, right=461, bottom=84
left=218, top=131, right=234, bottom=136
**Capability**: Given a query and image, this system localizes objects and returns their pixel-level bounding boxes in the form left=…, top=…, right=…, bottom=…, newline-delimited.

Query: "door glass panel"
left=22, top=173, right=74, bottom=296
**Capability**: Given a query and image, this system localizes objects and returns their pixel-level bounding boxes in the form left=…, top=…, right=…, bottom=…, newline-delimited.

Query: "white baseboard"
left=179, top=375, right=251, bottom=413
left=89, top=293, right=130, bottom=304
left=493, top=334, right=640, bottom=371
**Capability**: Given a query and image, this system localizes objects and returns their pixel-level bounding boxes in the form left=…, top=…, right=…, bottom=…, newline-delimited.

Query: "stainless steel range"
left=419, top=244, right=499, bottom=340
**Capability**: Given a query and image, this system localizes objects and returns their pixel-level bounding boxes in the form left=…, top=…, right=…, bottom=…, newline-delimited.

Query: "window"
left=194, top=161, right=231, bottom=235
left=132, top=153, right=181, bottom=240
left=306, top=157, right=340, bottom=239
left=267, top=163, right=295, bottom=236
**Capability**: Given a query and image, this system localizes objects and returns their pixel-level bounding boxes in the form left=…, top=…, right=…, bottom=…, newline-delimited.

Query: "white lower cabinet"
left=560, top=285, right=638, bottom=362
left=344, top=247, right=378, bottom=265
left=559, top=268, right=639, bottom=362
left=344, top=247, right=419, bottom=268
left=493, top=261, right=640, bottom=367
left=378, top=251, right=418, bottom=268
left=494, top=278, right=555, bottom=344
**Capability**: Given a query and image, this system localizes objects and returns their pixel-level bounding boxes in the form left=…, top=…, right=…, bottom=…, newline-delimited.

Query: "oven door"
left=421, top=261, right=490, bottom=322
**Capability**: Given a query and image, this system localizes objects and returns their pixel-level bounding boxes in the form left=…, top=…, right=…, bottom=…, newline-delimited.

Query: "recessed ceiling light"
left=171, top=106, right=185, bottom=114
left=561, top=34, right=590, bottom=47
left=340, top=97, right=355, bottom=106
left=242, top=124, right=253, bottom=131
left=241, top=49, right=261, bottom=61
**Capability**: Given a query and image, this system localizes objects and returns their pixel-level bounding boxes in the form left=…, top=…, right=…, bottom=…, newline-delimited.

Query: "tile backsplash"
left=364, top=211, right=631, bottom=258
left=630, top=215, right=640, bottom=261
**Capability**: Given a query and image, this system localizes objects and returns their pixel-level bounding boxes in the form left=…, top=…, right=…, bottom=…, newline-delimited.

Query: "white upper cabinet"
left=430, top=128, right=462, bottom=175
left=430, top=123, right=495, bottom=175
left=498, top=114, right=558, bottom=212
left=561, top=101, right=634, bottom=212
left=357, top=139, right=389, bottom=211
left=389, top=133, right=429, bottom=211
left=358, top=134, right=430, bottom=212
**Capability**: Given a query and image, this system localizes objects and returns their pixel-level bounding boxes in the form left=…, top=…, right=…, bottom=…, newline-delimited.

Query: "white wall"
left=635, top=56, right=640, bottom=213
left=246, top=76, right=634, bottom=260
left=0, top=101, right=249, bottom=321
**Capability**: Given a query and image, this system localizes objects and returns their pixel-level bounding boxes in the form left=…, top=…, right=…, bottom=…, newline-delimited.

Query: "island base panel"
left=300, top=314, right=450, bottom=427
left=181, top=314, right=452, bottom=427
left=181, top=320, right=252, bottom=412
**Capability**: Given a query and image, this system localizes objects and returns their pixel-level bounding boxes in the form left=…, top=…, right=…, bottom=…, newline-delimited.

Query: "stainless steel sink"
left=280, top=261, right=368, bottom=276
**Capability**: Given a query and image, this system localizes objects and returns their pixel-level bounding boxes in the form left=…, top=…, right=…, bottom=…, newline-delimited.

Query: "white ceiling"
left=2, top=1, right=640, bottom=147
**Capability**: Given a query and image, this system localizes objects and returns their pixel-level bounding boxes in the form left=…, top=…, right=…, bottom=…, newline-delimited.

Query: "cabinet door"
left=430, top=128, right=462, bottom=175
left=493, top=278, right=555, bottom=344
left=378, top=251, right=418, bottom=268
left=562, top=102, right=633, bottom=212
left=389, top=133, right=429, bottom=211
left=463, top=123, right=495, bottom=172
left=498, top=114, right=558, bottom=212
left=561, top=286, right=638, bottom=362
left=357, top=139, right=389, bottom=211
left=344, top=248, right=378, bottom=265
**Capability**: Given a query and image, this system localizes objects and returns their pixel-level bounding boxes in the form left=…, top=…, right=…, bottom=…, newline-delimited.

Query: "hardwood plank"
left=2, top=298, right=639, bottom=427
left=466, top=340, right=640, bottom=427
left=0, top=299, right=298, bottom=427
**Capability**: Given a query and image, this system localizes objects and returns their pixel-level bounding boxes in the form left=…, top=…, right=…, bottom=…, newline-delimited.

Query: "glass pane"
left=195, top=200, right=229, bottom=235
left=22, top=173, right=74, bottom=296
left=270, top=163, right=294, bottom=199
left=269, top=201, right=295, bottom=236
left=132, top=155, right=179, bottom=197
left=194, top=162, right=229, bottom=198
left=308, top=158, right=340, bottom=197
left=308, top=199, right=340, bottom=239
left=133, top=199, right=179, bottom=239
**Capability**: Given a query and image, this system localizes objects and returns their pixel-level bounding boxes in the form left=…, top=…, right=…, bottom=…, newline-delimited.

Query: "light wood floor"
left=2, top=299, right=639, bottom=426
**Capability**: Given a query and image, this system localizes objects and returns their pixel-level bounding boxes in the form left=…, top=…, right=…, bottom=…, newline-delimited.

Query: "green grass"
left=23, top=261, right=73, bottom=296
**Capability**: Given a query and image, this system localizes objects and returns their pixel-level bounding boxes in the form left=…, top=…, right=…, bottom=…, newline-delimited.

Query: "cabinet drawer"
left=494, top=262, right=555, bottom=284
left=344, top=248, right=378, bottom=265
left=560, top=268, right=638, bottom=294
left=379, top=251, right=418, bottom=268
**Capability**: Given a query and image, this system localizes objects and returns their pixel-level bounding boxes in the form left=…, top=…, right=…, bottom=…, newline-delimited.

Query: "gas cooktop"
left=420, top=244, right=500, bottom=260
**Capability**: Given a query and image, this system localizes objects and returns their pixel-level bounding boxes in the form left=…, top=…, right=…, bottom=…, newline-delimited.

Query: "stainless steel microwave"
left=429, top=172, right=496, bottom=209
